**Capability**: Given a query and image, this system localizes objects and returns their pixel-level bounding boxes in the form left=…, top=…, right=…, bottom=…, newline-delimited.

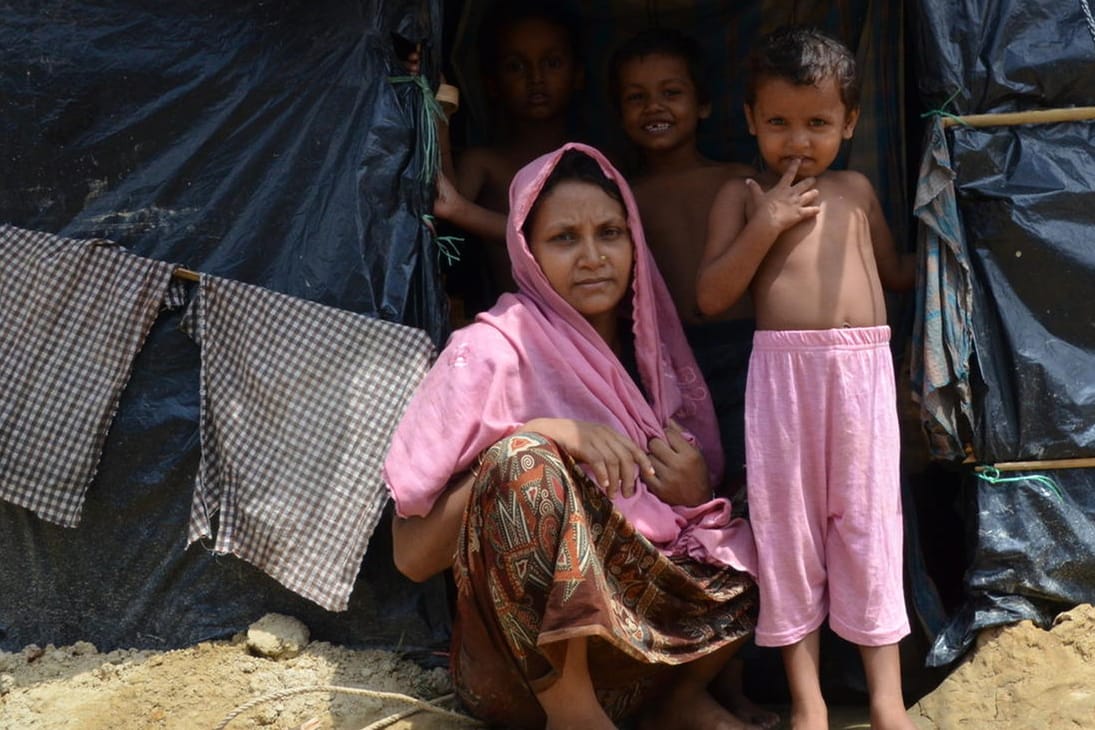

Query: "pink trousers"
left=745, top=326, right=909, bottom=647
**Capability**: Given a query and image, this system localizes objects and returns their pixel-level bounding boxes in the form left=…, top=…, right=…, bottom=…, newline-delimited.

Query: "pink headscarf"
left=384, top=143, right=755, bottom=572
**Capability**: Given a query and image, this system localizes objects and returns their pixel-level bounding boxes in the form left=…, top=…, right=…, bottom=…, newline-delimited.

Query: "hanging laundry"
left=180, top=276, right=435, bottom=612
left=0, top=224, right=184, bottom=526
left=910, top=118, right=976, bottom=462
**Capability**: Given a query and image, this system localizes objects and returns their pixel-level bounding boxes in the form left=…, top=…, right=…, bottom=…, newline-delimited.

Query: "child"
left=610, top=28, right=778, bottom=730
left=610, top=27, right=756, bottom=499
left=435, top=0, right=585, bottom=303
left=696, top=26, right=916, bottom=730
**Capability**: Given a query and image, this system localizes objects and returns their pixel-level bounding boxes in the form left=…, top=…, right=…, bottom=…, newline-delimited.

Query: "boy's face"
left=494, top=18, right=582, bottom=122
left=744, top=74, right=859, bottom=180
left=617, top=53, right=710, bottom=153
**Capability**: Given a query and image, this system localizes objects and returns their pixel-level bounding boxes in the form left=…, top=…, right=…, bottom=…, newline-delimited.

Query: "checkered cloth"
left=180, top=275, right=436, bottom=611
left=0, top=224, right=182, bottom=526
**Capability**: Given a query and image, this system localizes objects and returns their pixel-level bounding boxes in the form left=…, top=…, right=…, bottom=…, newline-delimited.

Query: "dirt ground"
left=3, top=605, right=1094, bottom=729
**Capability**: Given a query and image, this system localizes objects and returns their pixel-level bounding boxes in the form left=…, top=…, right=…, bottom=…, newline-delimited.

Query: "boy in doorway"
left=434, top=0, right=585, bottom=306
left=697, top=26, right=916, bottom=730
left=610, top=28, right=777, bottom=730
left=610, top=28, right=755, bottom=501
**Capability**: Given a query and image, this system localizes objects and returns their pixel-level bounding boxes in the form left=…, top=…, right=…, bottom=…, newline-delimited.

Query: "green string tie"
left=388, top=74, right=446, bottom=183
left=976, top=466, right=1063, bottom=500
left=920, top=87, right=971, bottom=126
left=422, top=214, right=463, bottom=267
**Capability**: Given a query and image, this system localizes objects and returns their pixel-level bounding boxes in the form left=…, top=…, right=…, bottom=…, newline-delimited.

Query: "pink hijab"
left=384, top=143, right=755, bottom=572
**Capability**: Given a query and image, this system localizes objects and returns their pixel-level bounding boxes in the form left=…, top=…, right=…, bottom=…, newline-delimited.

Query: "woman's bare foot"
left=723, top=691, right=781, bottom=729
left=710, top=660, right=780, bottom=729
left=640, top=687, right=762, bottom=730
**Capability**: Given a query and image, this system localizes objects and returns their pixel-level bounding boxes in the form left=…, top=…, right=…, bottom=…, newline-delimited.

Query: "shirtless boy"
left=612, top=28, right=778, bottom=730
left=610, top=28, right=755, bottom=496
left=435, top=0, right=585, bottom=299
left=697, top=26, right=916, bottom=730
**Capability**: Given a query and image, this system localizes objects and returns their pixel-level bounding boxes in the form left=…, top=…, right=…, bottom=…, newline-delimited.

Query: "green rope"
left=920, top=88, right=971, bottom=126
left=390, top=75, right=462, bottom=269
left=976, top=466, right=1063, bottom=500
left=388, top=74, right=446, bottom=183
left=422, top=214, right=463, bottom=268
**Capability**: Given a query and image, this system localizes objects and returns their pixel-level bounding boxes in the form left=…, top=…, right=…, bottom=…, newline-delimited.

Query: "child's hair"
left=745, top=26, right=860, bottom=110
left=477, top=0, right=583, bottom=77
left=524, top=150, right=624, bottom=236
left=608, top=27, right=710, bottom=110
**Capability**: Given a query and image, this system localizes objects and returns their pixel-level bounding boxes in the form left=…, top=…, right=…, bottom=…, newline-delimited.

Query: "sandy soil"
left=3, top=605, right=1094, bottom=730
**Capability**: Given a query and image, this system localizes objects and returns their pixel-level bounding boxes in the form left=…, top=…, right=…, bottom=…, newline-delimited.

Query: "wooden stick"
left=972, top=457, right=1095, bottom=473
left=173, top=267, right=200, bottom=282
left=943, top=106, right=1095, bottom=128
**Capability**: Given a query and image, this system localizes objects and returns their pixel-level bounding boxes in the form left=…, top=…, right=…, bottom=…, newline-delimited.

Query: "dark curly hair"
left=745, top=26, right=860, bottom=110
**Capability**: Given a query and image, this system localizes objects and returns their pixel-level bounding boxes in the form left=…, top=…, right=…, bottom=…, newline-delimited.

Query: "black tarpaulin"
left=912, top=0, right=1095, bottom=665
left=1, top=0, right=451, bottom=653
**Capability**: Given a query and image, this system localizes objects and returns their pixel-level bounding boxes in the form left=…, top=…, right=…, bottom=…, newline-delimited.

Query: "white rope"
left=1082, top=0, right=1095, bottom=48
left=214, top=685, right=484, bottom=730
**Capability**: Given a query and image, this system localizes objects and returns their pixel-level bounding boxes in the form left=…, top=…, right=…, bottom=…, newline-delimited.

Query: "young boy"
left=611, top=28, right=778, bottom=730
left=697, top=26, right=916, bottom=730
left=610, top=27, right=755, bottom=498
left=435, top=0, right=585, bottom=303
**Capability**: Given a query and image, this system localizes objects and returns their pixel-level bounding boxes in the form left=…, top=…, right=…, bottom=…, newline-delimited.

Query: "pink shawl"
left=384, top=143, right=755, bottom=572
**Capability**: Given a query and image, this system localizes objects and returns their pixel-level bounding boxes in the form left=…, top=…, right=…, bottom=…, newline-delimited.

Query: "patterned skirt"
left=450, top=432, right=758, bottom=728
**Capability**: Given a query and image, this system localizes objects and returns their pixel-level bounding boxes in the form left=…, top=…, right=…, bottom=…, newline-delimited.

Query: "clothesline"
left=943, top=106, right=1095, bottom=128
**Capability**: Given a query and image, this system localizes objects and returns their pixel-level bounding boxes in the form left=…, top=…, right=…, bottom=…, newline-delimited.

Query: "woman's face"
left=526, top=179, right=633, bottom=335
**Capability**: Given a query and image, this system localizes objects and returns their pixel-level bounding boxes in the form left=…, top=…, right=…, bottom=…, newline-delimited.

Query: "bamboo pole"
left=971, top=457, right=1095, bottom=473
left=943, top=106, right=1095, bottom=128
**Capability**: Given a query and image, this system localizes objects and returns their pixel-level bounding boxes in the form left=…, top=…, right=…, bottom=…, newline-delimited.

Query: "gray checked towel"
left=0, top=224, right=183, bottom=526
left=181, top=275, right=435, bottom=611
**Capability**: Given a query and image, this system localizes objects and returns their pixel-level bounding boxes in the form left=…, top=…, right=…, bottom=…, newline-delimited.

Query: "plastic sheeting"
left=0, top=0, right=452, bottom=653
left=912, top=0, right=1095, bottom=664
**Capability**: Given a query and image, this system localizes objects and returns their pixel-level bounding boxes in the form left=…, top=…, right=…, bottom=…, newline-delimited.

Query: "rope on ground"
left=214, top=685, right=484, bottom=730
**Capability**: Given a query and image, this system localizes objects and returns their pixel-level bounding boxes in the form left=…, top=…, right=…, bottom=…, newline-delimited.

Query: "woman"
left=384, top=144, right=758, bottom=730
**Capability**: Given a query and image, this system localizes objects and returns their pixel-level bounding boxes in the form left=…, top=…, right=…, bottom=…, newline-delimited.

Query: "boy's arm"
left=697, top=159, right=820, bottom=315
left=696, top=180, right=757, bottom=315
left=859, top=175, right=915, bottom=292
left=432, top=150, right=507, bottom=242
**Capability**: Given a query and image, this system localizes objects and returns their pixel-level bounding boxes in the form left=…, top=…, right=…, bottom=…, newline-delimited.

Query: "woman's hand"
left=642, top=420, right=711, bottom=506
left=523, top=418, right=654, bottom=500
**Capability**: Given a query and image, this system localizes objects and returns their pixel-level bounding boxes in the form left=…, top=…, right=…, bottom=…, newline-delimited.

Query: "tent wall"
left=911, top=0, right=1095, bottom=664
left=0, top=0, right=450, bottom=653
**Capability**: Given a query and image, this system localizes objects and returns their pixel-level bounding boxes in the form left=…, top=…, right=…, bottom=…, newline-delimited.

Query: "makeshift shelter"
left=2, top=0, right=1093, bottom=707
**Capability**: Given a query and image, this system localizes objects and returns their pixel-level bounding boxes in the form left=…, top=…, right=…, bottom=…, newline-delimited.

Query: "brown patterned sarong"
left=450, top=432, right=758, bottom=729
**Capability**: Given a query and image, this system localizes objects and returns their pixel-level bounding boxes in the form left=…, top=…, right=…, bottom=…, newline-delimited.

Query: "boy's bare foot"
left=788, top=700, right=828, bottom=730
left=868, top=703, right=918, bottom=730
